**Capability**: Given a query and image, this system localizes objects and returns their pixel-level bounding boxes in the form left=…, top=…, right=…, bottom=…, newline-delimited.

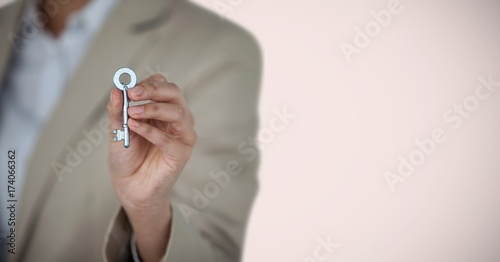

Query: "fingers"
left=126, top=74, right=196, bottom=146
left=128, top=119, right=190, bottom=160
left=107, top=88, right=124, bottom=131
left=128, top=74, right=184, bottom=104
left=128, top=102, right=196, bottom=145
left=109, top=74, right=196, bottom=147
left=128, top=103, right=185, bottom=123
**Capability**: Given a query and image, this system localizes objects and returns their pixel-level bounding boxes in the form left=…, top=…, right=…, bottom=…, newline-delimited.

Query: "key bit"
left=112, top=67, right=137, bottom=148
left=112, top=129, right=125, bottom=141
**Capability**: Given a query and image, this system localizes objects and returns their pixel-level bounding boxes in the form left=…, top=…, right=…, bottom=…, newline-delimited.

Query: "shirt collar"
left=22, top=0, right=119, bottom=37
left=67, top=0, right=119, bottom=34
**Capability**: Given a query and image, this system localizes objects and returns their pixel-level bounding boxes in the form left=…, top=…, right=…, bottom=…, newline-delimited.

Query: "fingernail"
left=129, top=105, right=144, bottom=114
left=133, top=86, right=143, bottom=96
left=129, top=119, right=140, bottom=127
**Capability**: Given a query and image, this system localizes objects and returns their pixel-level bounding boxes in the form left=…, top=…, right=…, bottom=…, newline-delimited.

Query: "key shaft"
left=121, top=87, right=130, bottom=148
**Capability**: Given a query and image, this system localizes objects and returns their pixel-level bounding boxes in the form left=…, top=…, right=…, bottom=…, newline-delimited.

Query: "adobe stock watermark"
left=339, top=0, right=413, bottom=63
left=212, top=0, right=246, bottom=19
left=51, top=118, right=109, bottom=182
left=303, top=235, right=340, bottom=262
left=178, top=107, right=296, bottom=224
left=7, top=0, right=69, bottom=53
left=384, top=74, right=499, bottom=192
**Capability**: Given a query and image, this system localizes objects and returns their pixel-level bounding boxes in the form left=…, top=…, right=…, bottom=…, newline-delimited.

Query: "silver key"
left=112, top=67, right=137, bottom=148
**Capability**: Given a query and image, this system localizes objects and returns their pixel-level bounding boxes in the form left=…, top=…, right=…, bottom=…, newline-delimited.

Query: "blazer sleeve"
left=103, top=30, right=262, bottom=262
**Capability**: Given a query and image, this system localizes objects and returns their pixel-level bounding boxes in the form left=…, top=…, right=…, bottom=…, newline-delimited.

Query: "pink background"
left=2, top=0, right=500, bottom=261
left=190, top=0, right=500, bottom=261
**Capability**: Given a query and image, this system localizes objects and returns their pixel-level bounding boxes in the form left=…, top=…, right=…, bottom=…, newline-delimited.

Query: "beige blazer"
left=0, top=0, right=261, bottom=261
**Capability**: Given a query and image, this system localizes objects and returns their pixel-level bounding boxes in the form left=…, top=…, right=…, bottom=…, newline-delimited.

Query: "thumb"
left=107, top=88, right=124, bottom=141
left=107, top=88, right=145, bottom=177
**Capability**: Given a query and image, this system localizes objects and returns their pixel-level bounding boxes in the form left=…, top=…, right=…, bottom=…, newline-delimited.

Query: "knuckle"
left=151, top=80, right=161, bottom=89
left=160, top=134, right=171, bottom=146
left=174, top=105, right=185, bottom=119
left=173, top=122, right=183, bottom=133
left=143, top=81, right=154, bottom=92
left=136, top=81, right=148, bottom=92
left=148, top=103, right=160, bottom=116
left=143, top=125, right=154, bottom=136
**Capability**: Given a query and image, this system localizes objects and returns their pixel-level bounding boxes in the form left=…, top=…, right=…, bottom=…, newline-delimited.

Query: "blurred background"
left=3, top=0, right=500, bottom=261
left=188, top=1, right=500, bottom=261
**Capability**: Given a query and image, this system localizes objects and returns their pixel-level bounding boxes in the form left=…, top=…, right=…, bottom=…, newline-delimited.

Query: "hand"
left=107, top=74, right=196, bottom=261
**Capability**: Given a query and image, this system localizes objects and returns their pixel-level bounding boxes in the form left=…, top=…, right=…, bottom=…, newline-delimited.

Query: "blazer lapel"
left=0, top=1, right=24, bottom=94
left=14, top=0, right=180, bottom=259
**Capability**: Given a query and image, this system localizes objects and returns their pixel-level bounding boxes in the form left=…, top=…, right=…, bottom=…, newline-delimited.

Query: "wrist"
left=125, top=198, right=172, bottom=225
left=113, top=178, right=173, bottom=215
left=127, top=203, right=173, bottom=262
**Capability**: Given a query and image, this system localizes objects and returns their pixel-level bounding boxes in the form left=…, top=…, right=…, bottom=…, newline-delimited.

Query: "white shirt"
left=0, top=0, right=138, bottom=258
